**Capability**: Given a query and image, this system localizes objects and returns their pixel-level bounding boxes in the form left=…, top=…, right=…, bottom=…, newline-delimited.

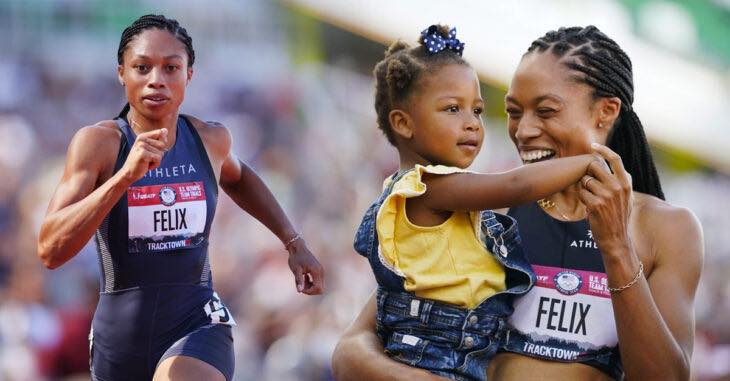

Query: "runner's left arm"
left=217, top=131, right=324, bottom=295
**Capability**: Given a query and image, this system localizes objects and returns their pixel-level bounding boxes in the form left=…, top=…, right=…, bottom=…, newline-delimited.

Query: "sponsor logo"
left=159, top=186, right=177, bottom=206
left=554, top=271, right=582, bottom=295
left=131, top=192, right=156, bottom=201
left=143, top=164, right=197, bottom=178
left=570, top=229, right=598, bottom=249
left=147, top=239, right=191, bottom=251
left=204, top=292, right=236, bottom=326
left=522, top=342, right=581, bottom=360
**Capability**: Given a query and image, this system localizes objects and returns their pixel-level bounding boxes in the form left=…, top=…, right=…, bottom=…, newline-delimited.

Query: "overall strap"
left=381, top=168, right=415, bottom=198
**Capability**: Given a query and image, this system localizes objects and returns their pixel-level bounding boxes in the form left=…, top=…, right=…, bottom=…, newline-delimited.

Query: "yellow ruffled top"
left=376, top=165, right=506, bottom=309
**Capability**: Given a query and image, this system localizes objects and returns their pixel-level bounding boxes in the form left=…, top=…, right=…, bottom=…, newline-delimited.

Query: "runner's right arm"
left=37, top=124, right=167, bottom=269
left=332, top=292, right=450, bottom=381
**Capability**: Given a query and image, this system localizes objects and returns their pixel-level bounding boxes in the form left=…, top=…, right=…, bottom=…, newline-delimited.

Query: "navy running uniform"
left=500, top=202, right=623, bottom=380
left=90, top=116, right=235, bottom=381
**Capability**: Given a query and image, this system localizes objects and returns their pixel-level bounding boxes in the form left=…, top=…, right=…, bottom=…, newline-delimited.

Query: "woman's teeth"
left=521, top=150, right=555, bottom=163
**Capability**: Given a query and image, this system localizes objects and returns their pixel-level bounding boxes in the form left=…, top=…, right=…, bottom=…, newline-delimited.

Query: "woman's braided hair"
left=373, top=24, right=469, bottom=146
left=116, top=14, right=194, bottom=118
left=526, top=25, right=664, bottom=200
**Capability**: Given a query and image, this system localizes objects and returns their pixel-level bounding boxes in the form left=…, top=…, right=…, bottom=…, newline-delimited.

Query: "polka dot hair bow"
left=421, top=25, right=464, bottom=56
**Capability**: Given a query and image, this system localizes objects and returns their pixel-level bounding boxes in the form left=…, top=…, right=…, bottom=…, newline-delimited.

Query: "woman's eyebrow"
left=130, top=54, right=184, bottom=60
left=505, top=93, right=565, bottom=106
left=504, top=95, right=520, bottom=105
left=534, top=94, right=564, bottom=104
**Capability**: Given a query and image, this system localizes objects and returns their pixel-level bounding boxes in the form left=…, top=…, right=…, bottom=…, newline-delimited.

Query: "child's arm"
left=419, top=152, right=604, bottom=212
left=220, top=152, right=324, bottom=295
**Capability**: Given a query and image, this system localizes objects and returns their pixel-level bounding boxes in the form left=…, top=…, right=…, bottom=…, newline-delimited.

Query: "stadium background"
left=0, top=0, right=728, bottom=380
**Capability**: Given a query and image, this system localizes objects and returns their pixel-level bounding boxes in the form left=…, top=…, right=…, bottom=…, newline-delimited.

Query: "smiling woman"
left=489, top=25, right=702, bottom=381
left=338, top=24, right=612, bottom=381
left=36, top=14, right=324, bottom=381
left=331, top=24, right=703, bottom=381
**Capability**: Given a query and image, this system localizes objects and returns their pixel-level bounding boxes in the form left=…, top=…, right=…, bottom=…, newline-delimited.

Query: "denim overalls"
left=354, top=171, right=536, bottom=381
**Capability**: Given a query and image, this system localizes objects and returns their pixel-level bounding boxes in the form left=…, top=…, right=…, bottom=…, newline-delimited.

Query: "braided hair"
left=373, top=25, right=469, bottom=145
left=116, top=14, right=195, bottom=118
left=526, top=26, right=664, bottom=200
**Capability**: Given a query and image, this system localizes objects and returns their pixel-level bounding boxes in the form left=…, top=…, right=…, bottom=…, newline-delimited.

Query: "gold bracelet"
left=284, top=233, right=303, bottom=251
left=608, top=261, right=644, bottom=293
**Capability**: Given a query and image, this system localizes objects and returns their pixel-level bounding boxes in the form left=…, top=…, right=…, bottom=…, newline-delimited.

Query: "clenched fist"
left=121, top=128, right=169, bottom=183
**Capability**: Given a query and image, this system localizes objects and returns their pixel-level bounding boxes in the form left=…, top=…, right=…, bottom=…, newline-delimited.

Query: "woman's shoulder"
left=70, top=120, right=123, bottom=153
left=632, top=192, right=703, bottom=260
left=182, top=114, right=229, bottom=135
left=64, top=120, right=123, bottom=177
left=181, top=114, right=231, bottom=158
left=76, top=119, right=122, bottom=139
left=632, top=193, right=700, bottom=231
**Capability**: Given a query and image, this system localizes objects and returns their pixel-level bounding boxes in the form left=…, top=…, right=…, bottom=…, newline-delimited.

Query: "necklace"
left=537, top=198, right=581, bottom=221
left=128, top=114, right=171, bottom=151
left=128, top=115, right=145, bottom=134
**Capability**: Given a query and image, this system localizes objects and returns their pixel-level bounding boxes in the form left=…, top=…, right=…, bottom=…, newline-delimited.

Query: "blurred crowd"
left=0, top=1, right=728, bottom=380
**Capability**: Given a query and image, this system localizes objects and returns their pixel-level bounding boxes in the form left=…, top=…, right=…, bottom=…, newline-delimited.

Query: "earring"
left=598, top=123, right=603, bottom=128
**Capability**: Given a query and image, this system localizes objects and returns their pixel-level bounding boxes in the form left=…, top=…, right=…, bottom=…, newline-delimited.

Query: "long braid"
left=116, top=14, right=195, bottom=119
left=527, top=26, right=665, bottom=200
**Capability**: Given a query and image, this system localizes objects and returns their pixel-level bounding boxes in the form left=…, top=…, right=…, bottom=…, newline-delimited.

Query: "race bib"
left=508, top=265, right=618, bottom=358
left=127, top=182, right=207, bottom=253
